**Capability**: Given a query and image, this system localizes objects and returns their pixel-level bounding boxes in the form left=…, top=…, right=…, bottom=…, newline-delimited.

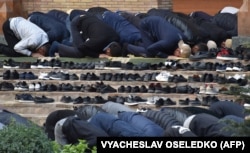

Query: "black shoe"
left=60, top=96, right=73, bottom=103
left=118, top=85, right=125, bottom=93
left=73, top=96, right=84, bottom=104
left=34, top=95, right=54, bottom=103
left=100, top=85, right=117, bottom=93
left=3, top=70, right=10, bottom=80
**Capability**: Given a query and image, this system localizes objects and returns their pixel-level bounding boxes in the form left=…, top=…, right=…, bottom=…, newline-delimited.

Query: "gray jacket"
left=9, top=17, right=49, bottom=56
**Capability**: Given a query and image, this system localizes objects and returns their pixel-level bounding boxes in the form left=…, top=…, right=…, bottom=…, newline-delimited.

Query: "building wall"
left=21, top=0, right=172, bottom=14
left=172, top=0, right=242, bottom=15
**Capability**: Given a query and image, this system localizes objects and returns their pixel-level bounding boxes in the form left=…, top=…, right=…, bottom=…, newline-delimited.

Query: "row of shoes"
left=3, top=69, right=248, bottom=87
left=15, top=94, right=54, bottom=103
left=4, top=57, right=250, bottom=72
left=189, top=47, right=250, bottom=61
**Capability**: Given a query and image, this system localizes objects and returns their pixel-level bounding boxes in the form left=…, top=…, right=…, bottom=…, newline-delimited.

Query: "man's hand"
left=31, top=53, right=44, bottom=58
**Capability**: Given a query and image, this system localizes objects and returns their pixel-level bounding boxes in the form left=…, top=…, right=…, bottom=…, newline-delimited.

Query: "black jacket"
left=71, top=14, right=120, bottom=57
left=28, top=11, right=70, bottom=43
left=211, top=13, right=238, bottom=37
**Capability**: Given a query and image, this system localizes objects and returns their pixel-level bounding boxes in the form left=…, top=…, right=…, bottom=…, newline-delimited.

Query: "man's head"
left=192, top=42, right=208, bottom=55
left=103, top=41, right=122, bottom=57
left=174, top=40, right=191, bottom=58
left=36, top=43, right=51, bottom=56
left=225, top=39, right=232, bottom=48
left=207, top=40, right=217, bottom=50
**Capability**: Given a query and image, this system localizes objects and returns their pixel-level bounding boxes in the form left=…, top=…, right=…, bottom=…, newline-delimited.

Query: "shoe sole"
left=216, top=56, right=238, bottom=60
left=124, top=102, right=138, bottom=106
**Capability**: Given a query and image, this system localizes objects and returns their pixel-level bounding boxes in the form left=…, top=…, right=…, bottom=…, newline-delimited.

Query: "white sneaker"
left=205, top=85, right=218, bottom=95
left=29, top=83, right=35, bottom=91
left=35, top=82, right=41, bottom=91
left=244, top=103, right=250, bottom=110
left=199, top=85, right=206, bottom=94
left=155, top=71, right=172, bottom=81
left=146, top=96, right=160, bottom=105
left=233, top=74, right=245, bottom=80
left=38, top=72, right=50, bottom=80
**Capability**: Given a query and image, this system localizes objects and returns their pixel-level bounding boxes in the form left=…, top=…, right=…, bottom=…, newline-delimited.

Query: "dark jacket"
left=139, top=15, right=186, bottom=55
left=46, top=9, right=69, bottom=23
left=62, top=116, right=108, bottom=148
left=211, top=13, right=238, bottom=37
left=44, top=109, right=78, bottom=140
left=102, top=11, right=142, bottom=44
left=209, top=101, right=246, bottom=118
left=165, top=12, right=203, bottom=46
left=118, top=111, right=165, bottom=136
left=89, top=112, right=145, bottom=137
left=147, top=8, right=172, bottom=18
left=0, top=109, right=32, bottom=126
left=186, top=113, right=233, bottom=137
left=160, top=107, right=191, bottom=124
left=87, top=6, right=110, bottom=20
left=71, top=14, right=120, bottom=57
left=193, top=17, right=228, bottom=46
left=141, top=110, right=182, bottom=129
left=74, top=105, right=106, bottom=120
left=28, top=11, right=70, bottom=43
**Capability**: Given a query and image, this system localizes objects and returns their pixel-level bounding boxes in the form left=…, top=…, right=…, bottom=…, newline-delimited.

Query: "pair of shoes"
left=199, top=84, right=218, bottom=95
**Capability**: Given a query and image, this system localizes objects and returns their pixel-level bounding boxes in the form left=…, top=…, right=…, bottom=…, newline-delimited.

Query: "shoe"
left=19, top=62, right=31, bottom=69
left=124, top=95, right=139, bottom=106
left=35, top=82, right=41, bottom=91
left=3, top=70, right=10, bottom=80
left=99, top=85, right=117, bottom=94
left=205, top=85, right=218, bottom=95
left=29, top=83, right=35, bottom=91
left=34, top=95, right=54, bottom=103
left=9, top=70, right=19, bottom=79
left=155, top=71, right=172, bottom=81
left=189, top=98, right=201, bottom=106
left=146, top=96, right=160, bottom=105
left=60, top=96, right=73, bottom=103
left=140, top=85, right=148, bottom=93
left=49, top=71, right=69, bottom=80
left=3, top=59, right=20, bottom=69
left=47, top=84, right=58, bottom=91
left=14, top=81, right=28, bottom=91
left=199, top=85, right=206, bottom=94
left=104, top=61, right=121, bottom=70
left=179, top=98, right=189, bottom=105
left=189, top=51, right=216, bottom=61
left=136, top=107, right=151, bottom=113
left=16, top=93, right=34, bottom=102
left=69, top=73, right=79, bottom=80
left=1, top=82, right=14, bottom=91
left=216, top=48, right=238, bottom=60
left=38, top=72, right=50, bottom=80
left=163, top=98, right=176, bottom=105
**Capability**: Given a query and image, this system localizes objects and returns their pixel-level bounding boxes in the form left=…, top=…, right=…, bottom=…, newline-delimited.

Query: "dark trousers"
left=1, top=19, right=25, bottom=57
